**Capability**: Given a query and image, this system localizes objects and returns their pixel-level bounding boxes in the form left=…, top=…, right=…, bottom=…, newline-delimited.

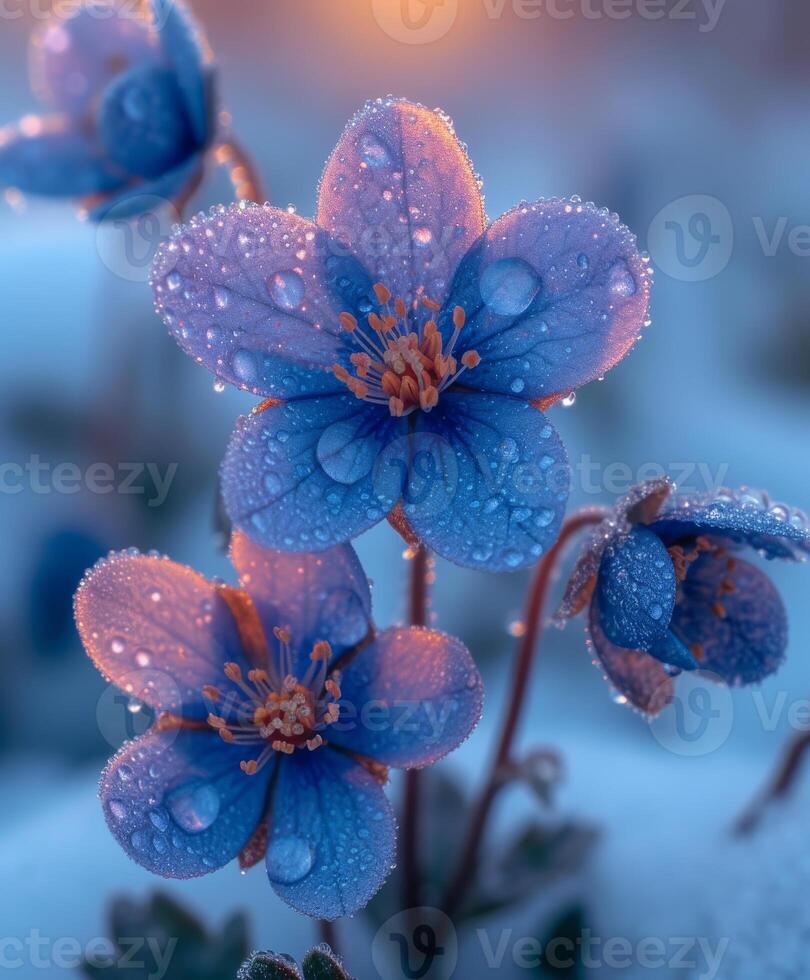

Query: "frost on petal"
left=265, top=751, right=395, bottom=920
left=328, top=627, right=483, bottom=769
left=0, top=116, right=123, bottom=196
left=587, top=599, right=673, bottom=717
left=29, top=0, right=157, bottom=118
left=100, top=729, right=270, bottom=878
left=596, top=527, right=677, bottom=652
left=316, top=97, right=486, bottom=310
left=221, top=396, right=405, bottom=554
left=403, top=392, right=569, bottom=571
left=75, top=551, right=252, bottom=720
left=442, top=198, right=652, bottom=400
left=151, top=203, right=377, bottom=399
left=671, top=554, right=787, bottom=686
left=650, top=487, right=810, bottom=561
left=150, top=0, right=213, bottom=146
left=229, top=531, right=371, bottom=674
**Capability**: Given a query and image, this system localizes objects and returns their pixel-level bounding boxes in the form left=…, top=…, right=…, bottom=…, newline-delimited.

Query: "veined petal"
left=221, top=396, right=405, bottom=554
left=100, top=728, right=270, bottom=877
left=88, top=152, right=203, bottom=221
left=151, top=203, right=376, bottom=399
left=316, top=97, right=486, bottom=310
left=265, top=751, right=395, bottom=920
left=229, top=531, right=372, bottom=675
left=403, top=392, right=569, bottom=571
left=596, top=527, right=677, bottom=651
left=650, top=488, right=810, bottom=561
left=328, top=627, right=482, bottom=769
left=29, top=0, right=156, bottom=118
left=75, top=550, right=251, bottom=719
left=443, top=198, right=652, bottom=400
left=150, top=0, right=213, bottom=146
left=0, top=116, right=123, bottom=196
left=587, top=599, right=673, bottom=717
left=671, top=554, right=788, bottom=685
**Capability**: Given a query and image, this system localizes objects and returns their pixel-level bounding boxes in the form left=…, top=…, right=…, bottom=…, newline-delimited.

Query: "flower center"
left=204, top=629, right=342, bottom=774
left=332, top=283, right=481, bottom=417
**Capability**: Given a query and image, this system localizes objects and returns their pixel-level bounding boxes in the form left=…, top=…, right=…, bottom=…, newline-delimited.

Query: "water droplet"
left=561, top=392, right=577, bottom=408
left=165, top=272, right=181, bottom=291
left=266, top=835, right=314, bottom=884
left=480, top=258, right=541, bottom=316
left=510, top=377, right=526, bottom=394
left=233, top=349, right=258, bottom=384
left=213, top=380, right=226, bottom=394
left=359, top=132, right=393, bottom=167
left=110, top=637, right=126, bottom=655
left=649, top=603, right=664, bottom=620
left=268, top=270, right=305, bottom=310
left=317, top=419, right=377, bottom=485
left=108, top=799, right=127, bottom=821
left=577, top=253, right=590, bottom=269
left=214, top=286, right=231, bottom=309
left=413, top=226, right=433, bottom=247
left=166, top=781, right=220, bottom=833
left=608, top=261, right=637, bottom=298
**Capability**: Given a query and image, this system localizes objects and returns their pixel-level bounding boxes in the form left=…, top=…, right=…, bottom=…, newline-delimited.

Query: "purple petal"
left=596, top=527, right=677, bottom=652
left=150, top=0, right=213, bottom=145
left=328, top=627, right=482, bottom=769
left=229, top=531, right=372, bottom=676
left=265, top=750, right=395, bottom=920
left=88, top=152, right=203, bottom=221
left=443, top=198, right=652, bottom=400
left=151, top=203, right=376, bottom=399
left=29, top=1, right=157, bottom=118
left=650, top=488, right=810, bottom=561
left=221, top=396, right=404, bottom=553
left=100, top=728, right=270, bottom=877
left=587, top=599, right=673, bottom=717
left=0, top=116, right=123, bottom=197
left=316, top=97, right=486, bottom=310
left=403, top=392, right=569, bottom=571
left=75, top=550, right=251, bottom=720
left=671, top=554, right=787, bottom=685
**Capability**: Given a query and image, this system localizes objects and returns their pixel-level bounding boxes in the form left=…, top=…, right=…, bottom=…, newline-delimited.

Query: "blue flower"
left=151, top=97, right=652, bottom=571
left=75, top=532, right=482, bottom=919
left=0, top=0, right=214, bottom=221
left=557, top=480, right=810, bottom=715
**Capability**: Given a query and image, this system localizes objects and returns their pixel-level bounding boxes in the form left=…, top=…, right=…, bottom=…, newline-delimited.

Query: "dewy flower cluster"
left=1, top=0, right=793, bottom=930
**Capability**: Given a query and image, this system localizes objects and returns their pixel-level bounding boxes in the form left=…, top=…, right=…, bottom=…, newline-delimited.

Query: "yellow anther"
left=381, top=371, right=401, bottom=397
left=272, top=740, right=295, bottom=755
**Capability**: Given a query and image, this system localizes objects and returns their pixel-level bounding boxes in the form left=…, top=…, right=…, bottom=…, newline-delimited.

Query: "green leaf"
left=237, top=950, right=303, bottom=980
left=302, top=944, right=354, bottom=980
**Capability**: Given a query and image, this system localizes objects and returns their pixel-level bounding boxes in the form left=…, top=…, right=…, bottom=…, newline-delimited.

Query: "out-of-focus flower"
left=151, top=97, right=652, bottom=571
left=238, top=945, right=352, bottom=980
left=557, top=480, right=810, bottom=715
left=0, top=0, right=215, bottom=220
left=74, top=532, right=483, bottom=919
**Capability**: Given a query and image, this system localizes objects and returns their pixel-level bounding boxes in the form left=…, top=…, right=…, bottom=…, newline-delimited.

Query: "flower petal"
left=442, top=198, right=652, bottom=400
left=327, top=627, right=482, bottom=769
left=88, top=152, right=203, bottom=221
left=29, top=0, right=156, bottom=117
left=316, top=97, right=486, bottom=310
left=265, top=750, right=395, bottom=920
left=229, top=531, right=372, bottom=675
left=596, top=527, right=677, bottom=652
left=221, top=396, right=404, bottom=554
left=671, top=554, right=788, bottom=685
left=100, top=728, right=270, bottom=877
left=151, top=202, right=377, bottom=399
left=587, top=599, right=674, bottom=717
left=0, top=116, right=123, bottom=196
left=75, top=550, right=251, bottom=719
left=650, top=488, right=810, bottom=561
left=401, top=392, right=569, bottom=571
left=150, top=0, right=213, bottom=145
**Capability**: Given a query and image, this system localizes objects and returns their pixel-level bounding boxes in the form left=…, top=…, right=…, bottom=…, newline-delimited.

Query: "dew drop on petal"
left=608, top=261, right=637, bottom=298
left=479, top=258, right=541, bottom=316
left=266, top=835, right=314, bottom=885
left=166, top=781, right=221, bottom=833
left=359, top=132, right=393, bottom=167
left=268, top=270, right=305, bottom=310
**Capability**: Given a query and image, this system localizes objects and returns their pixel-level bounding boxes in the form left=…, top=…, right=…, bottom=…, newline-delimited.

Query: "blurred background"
left=1, top=0, right=809, bottom=976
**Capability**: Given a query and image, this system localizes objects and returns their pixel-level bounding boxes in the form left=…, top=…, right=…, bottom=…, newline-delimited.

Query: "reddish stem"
left=735, top=730, right=810, bottom=836
left=214, top=138, right=266, bottom=204
left=318, top=918, right=339, bottom=954
left=441, top=512, right=602, bottom=918
left=402, top=542, right=430, bottom=911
